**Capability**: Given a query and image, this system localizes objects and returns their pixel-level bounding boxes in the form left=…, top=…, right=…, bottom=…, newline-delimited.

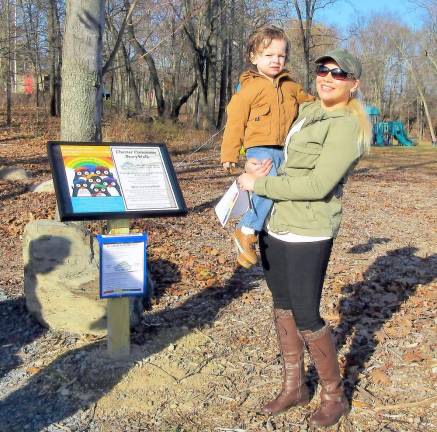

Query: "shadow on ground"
left=335, top=247, right=437, bottom=400
left=303, top=247, right=436, bottom=403
left=0, top=266, right=262, bottom=431
left=0, top=298, right=47, bottom=382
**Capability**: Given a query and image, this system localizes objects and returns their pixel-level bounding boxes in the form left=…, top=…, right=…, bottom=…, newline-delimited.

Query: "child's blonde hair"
left=246, top=25, right=290, bottom=64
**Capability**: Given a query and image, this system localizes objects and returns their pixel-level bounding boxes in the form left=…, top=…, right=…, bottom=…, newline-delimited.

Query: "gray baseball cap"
left=315, top=48, right=362, bottom=79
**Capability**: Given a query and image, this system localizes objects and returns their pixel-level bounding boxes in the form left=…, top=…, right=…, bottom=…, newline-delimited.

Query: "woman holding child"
left=232, top=28, right=371, bottom=428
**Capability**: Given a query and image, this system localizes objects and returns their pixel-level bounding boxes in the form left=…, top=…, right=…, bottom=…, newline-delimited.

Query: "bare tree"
left=0, top=0, right=14, bottom=125
left=289, top=0, right=338, bottom=91
left=388, top=31, right=436, bottom=144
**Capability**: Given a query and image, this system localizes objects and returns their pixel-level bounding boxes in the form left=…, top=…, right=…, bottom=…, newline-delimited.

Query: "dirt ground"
left=0, top=108, right=436, bottom=432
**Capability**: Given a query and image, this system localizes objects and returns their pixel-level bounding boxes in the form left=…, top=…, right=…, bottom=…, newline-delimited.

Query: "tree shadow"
left=0, top=156, right=48, bottom=167
left=333, top=247, right=437, bottom=401
left=348, top=237, right=391, bottom=254
left=0, top=135, right=36, bottom=143
left=0, top=266, right=261, bottom=431
left=190, top=197, right=221, bottom=214
left=0, top=298, right=47, bottom=382
left=0, top=184, right=29, bottom=203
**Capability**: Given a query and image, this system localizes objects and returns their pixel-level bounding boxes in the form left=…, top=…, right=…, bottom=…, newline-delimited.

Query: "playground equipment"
left=365, top=106, right=414, bottom=147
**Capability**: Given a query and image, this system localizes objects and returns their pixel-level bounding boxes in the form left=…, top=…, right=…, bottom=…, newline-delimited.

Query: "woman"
left=238, top=48, right=371, bottom=428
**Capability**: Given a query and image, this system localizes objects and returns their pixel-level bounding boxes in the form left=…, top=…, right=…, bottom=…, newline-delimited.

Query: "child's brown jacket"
left=221, top=70, right=314, bottom=163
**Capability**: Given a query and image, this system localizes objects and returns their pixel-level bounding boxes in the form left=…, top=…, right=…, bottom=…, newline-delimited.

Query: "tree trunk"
left=389, top=32, right=436, bottom=144
left=60, top=0, right=104, bottom=142
left=171, top=81, right=198, bottom=119
left=48, top=0, right=57, bottom=116
left=226, top=0, right=234, bottom=102
left=292, top=0, right=315, bottom=92
left=206, top=0, right=218, bottom=128
left=415, top=83, right=436, bottom=143
left=425, top=50, right=437, bottom=76
left=6, top=0, right=12, bottom=126
left=126, top=0, right=166, bottom=118
left=54, top=0, right=62, bottom=116
left=216, top=0, right=228, bottom=129
left=121, top=43, right=142, bottom=115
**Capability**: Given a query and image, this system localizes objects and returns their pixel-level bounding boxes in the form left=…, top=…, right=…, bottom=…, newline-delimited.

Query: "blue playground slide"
left=391, top=121, right=414, bottom=146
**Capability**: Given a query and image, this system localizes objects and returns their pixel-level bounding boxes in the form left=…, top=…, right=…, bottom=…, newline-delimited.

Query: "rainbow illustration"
left=60, top=144, right=114, bottom=170
left=62, top=156, right=113, bottom=170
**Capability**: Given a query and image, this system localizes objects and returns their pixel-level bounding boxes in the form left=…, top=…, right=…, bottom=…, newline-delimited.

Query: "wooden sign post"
left=107, top=219, right=131, bottom=359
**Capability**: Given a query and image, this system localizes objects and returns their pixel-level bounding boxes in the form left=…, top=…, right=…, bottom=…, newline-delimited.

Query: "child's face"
left=251, top=38, right=287, bottom=80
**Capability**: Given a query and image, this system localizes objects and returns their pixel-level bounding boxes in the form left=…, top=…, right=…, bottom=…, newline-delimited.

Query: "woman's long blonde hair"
left=346, top=97, right=372, bottom=155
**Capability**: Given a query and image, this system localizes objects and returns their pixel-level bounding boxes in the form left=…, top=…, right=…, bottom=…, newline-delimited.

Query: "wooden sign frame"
left=47, top=141, right=187, bottom=221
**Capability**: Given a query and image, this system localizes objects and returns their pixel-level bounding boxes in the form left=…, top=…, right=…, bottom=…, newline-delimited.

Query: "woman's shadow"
left=333, top=245, right=437, bottom=401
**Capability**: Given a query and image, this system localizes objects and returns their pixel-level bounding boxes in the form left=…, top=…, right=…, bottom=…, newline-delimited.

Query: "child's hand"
left=237, top=173, right=256, bottom=191
left=222, top=162, right=237, bottom=174
left=245, top=158, right=272, bottom=177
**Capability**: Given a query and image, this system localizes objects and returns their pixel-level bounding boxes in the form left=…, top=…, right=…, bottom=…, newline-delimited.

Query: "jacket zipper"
left=275, top=80, right=280, bottom=144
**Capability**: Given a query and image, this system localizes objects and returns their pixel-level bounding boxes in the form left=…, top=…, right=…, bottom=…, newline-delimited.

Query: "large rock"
left=0, top=165, right=29, bottom=180
left=23, top=220, right=149, bottom=335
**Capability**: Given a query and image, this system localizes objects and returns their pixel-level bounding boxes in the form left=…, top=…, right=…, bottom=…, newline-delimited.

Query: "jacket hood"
left=239, top=69, right=293, bottom=85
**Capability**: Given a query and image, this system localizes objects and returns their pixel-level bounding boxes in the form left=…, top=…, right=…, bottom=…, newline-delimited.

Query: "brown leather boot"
left=260, top=309, right=310, bottom=415
left=233, top=228, right=257, bottom=267
left=301, top=325, right=349, bottom=428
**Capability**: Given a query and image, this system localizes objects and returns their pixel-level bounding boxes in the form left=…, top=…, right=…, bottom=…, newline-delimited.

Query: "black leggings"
left=259, top=231, right=333, bottom=332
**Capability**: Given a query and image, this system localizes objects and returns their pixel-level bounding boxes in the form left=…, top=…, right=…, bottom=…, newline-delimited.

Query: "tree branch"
left=102, top=0, right=139, bottom=76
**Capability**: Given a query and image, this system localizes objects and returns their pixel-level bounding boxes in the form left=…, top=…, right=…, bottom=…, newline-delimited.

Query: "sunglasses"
left=316, top=64, right=355, bottom=81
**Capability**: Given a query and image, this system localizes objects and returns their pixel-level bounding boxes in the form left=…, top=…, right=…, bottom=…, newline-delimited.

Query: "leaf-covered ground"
left=0, top=108, right=436, bottom=432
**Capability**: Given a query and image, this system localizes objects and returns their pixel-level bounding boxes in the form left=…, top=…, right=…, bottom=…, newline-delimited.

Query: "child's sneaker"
left=233, top=228, right=257, bottom=267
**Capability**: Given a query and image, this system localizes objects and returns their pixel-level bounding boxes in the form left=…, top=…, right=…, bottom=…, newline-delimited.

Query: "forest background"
left=0, top=0, right=436, bottom=143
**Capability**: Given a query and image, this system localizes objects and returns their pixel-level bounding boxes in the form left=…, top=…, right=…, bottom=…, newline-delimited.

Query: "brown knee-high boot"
left=260, top=309, right=310, bottom=415
left=301, top=325, right=349, bottom=428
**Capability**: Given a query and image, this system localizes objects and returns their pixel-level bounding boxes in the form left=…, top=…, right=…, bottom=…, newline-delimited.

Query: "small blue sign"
left=97, top=233, right=147, bottom=299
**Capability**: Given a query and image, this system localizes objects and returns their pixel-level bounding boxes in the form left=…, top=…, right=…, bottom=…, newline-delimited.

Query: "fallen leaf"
left=370, top=369, right=391, bottom=385
left=402, top=349, right=427, bottom=363
left=352, top=400, right=372, bottom=409
left=195, top=268, right=214, bottom=281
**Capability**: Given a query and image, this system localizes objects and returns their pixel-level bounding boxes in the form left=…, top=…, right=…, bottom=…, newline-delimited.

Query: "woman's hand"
left=237, top=173, right=257, bottom=191
left=245, top=158, right=272, bottom=177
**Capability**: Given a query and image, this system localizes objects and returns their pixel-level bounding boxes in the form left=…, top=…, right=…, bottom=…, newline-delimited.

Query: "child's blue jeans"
left=238, top=146, right=284, bottom=232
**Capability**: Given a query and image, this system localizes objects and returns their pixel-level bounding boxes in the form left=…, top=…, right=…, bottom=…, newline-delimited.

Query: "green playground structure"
left=365, top=106, right=414, bottom=147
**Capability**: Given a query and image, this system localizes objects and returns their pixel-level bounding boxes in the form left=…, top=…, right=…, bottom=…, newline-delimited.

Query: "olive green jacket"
left=253, top=100, right=363, bottom=238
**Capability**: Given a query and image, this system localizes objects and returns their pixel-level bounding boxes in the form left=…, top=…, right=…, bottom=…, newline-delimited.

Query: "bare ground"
left=0, top=109, right=436, bottom=432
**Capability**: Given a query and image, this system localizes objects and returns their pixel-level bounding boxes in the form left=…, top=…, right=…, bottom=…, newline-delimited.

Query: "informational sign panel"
left=48, top=142, right=187, bottom=221
left=97, top=233, right=147, bottom=299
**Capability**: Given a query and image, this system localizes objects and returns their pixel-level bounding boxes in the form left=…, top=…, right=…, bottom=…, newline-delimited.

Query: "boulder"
left=23, top=220, right=150, bottom=335
left=0, top=165, right=29, bottom=180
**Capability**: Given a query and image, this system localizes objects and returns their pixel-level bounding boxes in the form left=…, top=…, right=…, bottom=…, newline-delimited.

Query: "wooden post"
left=107, top=219, right=131, bottom=358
